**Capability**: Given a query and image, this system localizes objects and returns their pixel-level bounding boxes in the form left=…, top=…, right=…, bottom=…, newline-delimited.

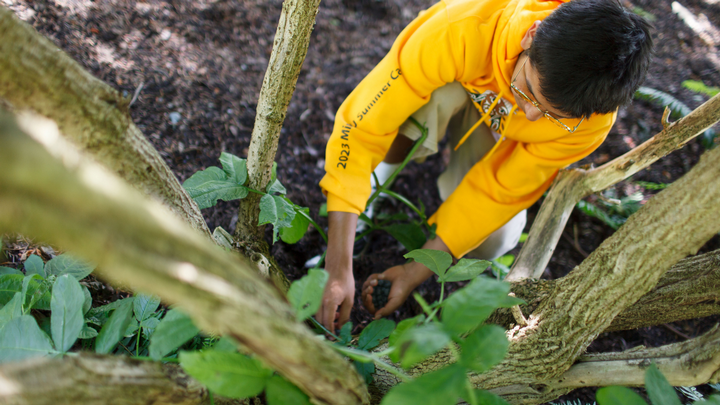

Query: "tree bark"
left=489, top=249, right=720, bottom=332
left=508, top=93, right=720, bottom=282
left=234, top=0, right=321, bottom=246
left=0, top=6, right=210, bottom=238
left=0, top=113, right=369, bottom=405
left=370, top=134, right=720, bottom=404
left=0, top=354, right=252, bottom=405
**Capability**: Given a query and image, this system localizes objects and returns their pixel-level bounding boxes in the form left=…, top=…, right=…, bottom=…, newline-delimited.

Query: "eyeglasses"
left=510, top=54, right=585, bottom=133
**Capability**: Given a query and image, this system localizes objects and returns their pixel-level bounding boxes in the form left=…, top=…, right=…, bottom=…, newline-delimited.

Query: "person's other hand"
left=317, top=268, right=355, bottom=332
left=362, top=264, right=418, bottom=319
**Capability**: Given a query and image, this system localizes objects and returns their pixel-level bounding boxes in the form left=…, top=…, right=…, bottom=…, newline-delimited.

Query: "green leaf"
left=393, top=323, right=451, bottom=369
left=288, top=269, right=328, bottom=321
left=354, top=360, right=376, bottom=385
left=134, top=294, right=161, bottom=322
left=266, top=179, right=287, bottom=195
left=124, top=317, right=139, bottom=337
left=179, top=350, right=272, bottom=399
left=51, top=275, right=85, bottom=353
left=45, top=254, right=95, bottom=280
left=259, top=194, right=297, bottom=243
left=214, top=336, right=239, bottom=353
left=495, top=254, right=514, bottom=268
left=459, top=325, right=508, bottom=372
left=0, top=274, right=51, bottom=310
left=404, top=249, right=453, bottom=279
left=280, top=206, right=311, bottom=244
left=384, top=223, right=427, bottom=252
left=596, top=386, right=648, bottom=405
left=519, top=233, right=528, bottom=243
left=24, top=255, right=45, bottom=278
left=0, top=292, right=23, bottom=327
left=471, top=390, right=511, bottom=405
left=682, top=80, right=720, bottom=97
left=95, top=297, right=134, bottom=354
left=21, top=273, right=43, bottom=309
left=266, top=375, right=312, bottom=405
left=358, top=319, right=395, bottom=350
left=381, top=364, right=467, bottom=405
left=0, top=267, right=21, bottom=276
left=442, top=277, right=522, bottom=337
left=78, top=324, right=99, bottom=339
left=81, top=284, right=92, bottom=315
left=182, top=166, right=249, bottom=209
left=0, top=315, right=57, bottom=363
left=319, top=203, right=328, bottom=217
left=576, top=200, right=623, bottom=230
left=219, top=152, right=248, bottom=185
left=142, top=317, right=161, bottom=339
left=441, top=259, right=490, bottom=282
left=388, top=315, right=424, bottom=362
left=149, top=309, right=200, bottom=360
left=337, top=322, right=353, bottom=346
left=645, top=364, right=681, bottom=405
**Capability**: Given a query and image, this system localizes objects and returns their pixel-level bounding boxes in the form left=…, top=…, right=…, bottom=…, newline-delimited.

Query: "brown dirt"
left=4, top=0, right=720, bottom=402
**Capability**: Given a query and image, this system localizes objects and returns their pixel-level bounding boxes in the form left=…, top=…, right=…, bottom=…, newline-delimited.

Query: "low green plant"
left=596, top=364, right=720, bottom=405
left=576, top=190, right=644, bottom=230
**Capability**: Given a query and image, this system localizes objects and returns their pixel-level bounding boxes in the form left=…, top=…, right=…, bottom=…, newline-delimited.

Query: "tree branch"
left=0, top=6, right=210, bottom=238
left=0, top=113, right=369, bottom=405
left=508, top=93, right=720, bottom=282
left=0, top=354, right=251, bottom=405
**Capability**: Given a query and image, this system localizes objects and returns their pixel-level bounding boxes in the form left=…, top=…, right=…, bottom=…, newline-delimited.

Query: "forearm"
left=326, top=211, right=358, bottom=277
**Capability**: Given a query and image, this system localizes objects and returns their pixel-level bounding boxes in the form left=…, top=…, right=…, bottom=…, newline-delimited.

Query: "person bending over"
left=315, top=0, right=653, bottom=332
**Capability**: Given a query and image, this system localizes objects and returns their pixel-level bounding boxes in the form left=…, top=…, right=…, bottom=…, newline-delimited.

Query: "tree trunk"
left=234, top=0, right=321, bottom=246
left=0, top=354, right=252, bottom=405
left=0, top=6, right=209, bottom=238
left=370, top=137, right=720, bottom=404
left=489, top=249, right=720, bottom=332
left=508, top=93, right=720, bottom=282
left=0, top=113, right=369, bottom=405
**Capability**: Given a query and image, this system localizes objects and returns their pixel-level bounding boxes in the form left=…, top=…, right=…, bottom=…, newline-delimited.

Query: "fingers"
left=320, top=300, right=338, bottom=333
left=375, top=294, right=403, bottom=319
left=361, top=285, right=376, bottom=314
left=362, top=274, right=379, bottom=290
left=337, top=298, right=352, bottom=330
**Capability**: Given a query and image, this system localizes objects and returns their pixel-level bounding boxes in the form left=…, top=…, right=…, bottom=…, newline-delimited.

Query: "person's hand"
left=362, top=264, right=421, bottom=319
left=317, top=268, right=355, bottom=332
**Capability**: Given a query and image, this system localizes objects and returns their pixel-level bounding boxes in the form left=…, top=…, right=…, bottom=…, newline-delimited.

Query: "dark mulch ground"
left=4, top=0, right=720, bottom=402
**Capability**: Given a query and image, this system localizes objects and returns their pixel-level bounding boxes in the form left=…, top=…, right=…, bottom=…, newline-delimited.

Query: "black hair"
left=528, top=0, right=654, bottom=118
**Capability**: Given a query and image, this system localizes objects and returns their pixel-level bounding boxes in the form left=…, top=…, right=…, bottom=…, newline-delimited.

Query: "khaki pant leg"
left=397, top=82, right=526, bottom=260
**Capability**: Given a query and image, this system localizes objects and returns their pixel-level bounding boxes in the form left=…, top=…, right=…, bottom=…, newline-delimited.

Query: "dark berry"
left=372, top=279, right=392, bottom=310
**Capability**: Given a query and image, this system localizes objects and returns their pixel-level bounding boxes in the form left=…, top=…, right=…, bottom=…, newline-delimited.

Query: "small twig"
left=129, top=81, right=144, bottom=107
left=509, top=293, right=528, bottom=327
left=662, top=323, right=691, bottom=340
left=662, top=106, right=672, bottom=130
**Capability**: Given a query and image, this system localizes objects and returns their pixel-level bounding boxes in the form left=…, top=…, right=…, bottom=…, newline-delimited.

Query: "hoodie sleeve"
left=319, top=1, right=471, bottom=214
left=429, top=113, right=614, bottom=258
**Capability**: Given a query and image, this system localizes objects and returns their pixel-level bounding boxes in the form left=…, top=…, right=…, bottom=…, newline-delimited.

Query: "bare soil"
left=4, top=0, right=720, bottom=402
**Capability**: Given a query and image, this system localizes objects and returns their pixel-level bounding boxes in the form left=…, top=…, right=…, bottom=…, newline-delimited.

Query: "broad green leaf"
left=149, top=309, right=200, bottom=360
left=495, top=254, right=515, bottom=268
left=266, top=375, right=312, bottom=405
left=0, top=274, right=51, bottom=310
left=442, top=277, right=522, bottom=337
left=21, top=274, right=43, bottom=309
left=124, top=318, right=140, bottom=337
left=471, top=390, right=511, bottom=405
left=645, top=364, right=681, bottom=405
left=45, top=254, right=95, bottom=280
left=219, top=152, right=248, bottom=185
left=441, top=258, right=490, bottom=282
left=358, top=318, right=395, bottom=350
left=0, top=315, right=57, bottom=363
left=388, top=315, right=424, bottom=363
left=179, top=350, right=272, bottom=399
left=354, top=360, right=375, bottom=385
left=88, top=298, right=129, bottom=316
left=259, top=194, right=279, bottom=226
left=51, top=275, right=85, bottom=352
left=337, top=322, right=353, bottom=346
left=81, top=285, right=92, bottom=314
left=280, top=206, right=310, bottom=244
left=95, top=298, right=134, bottom=354
left=459, top=325, right=509, bottom=373
left=24, top=255, right=45, bottom=278
left=259, top=195, right=296, bottom=243
left=266, top=179, right=287, bottom=195
left=182, top=166, right=248, bottom=209
left=134, top=294, right=161, bottom=322
left=381, top=364, right=466, bottom=405
left=404, top=249, right=452, bottom=279
left=141, top=317, right=161, bottom=339
left=78, top=324, right=99, bottom=339
left=702, top=395, right=720, bottom=405
left=0, top=267, right=21, bottom=276
left=214, top=336, right=239, bottom=352
left=596, top=386, right=648, bottom=405
left=0, top=292, right=23, bottom=327
left=384, top=223, right=427, bottom=252
left=288, top=269, right=328, bottom=321
left=393, top=323, right=451, bottom=369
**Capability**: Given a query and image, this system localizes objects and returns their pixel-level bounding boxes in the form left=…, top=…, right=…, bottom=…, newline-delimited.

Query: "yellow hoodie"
left=319, top=0, right=616, bottom=258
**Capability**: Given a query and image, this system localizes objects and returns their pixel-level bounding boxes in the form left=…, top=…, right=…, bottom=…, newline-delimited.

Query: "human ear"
left=520, top=20, right=542, bottom=50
